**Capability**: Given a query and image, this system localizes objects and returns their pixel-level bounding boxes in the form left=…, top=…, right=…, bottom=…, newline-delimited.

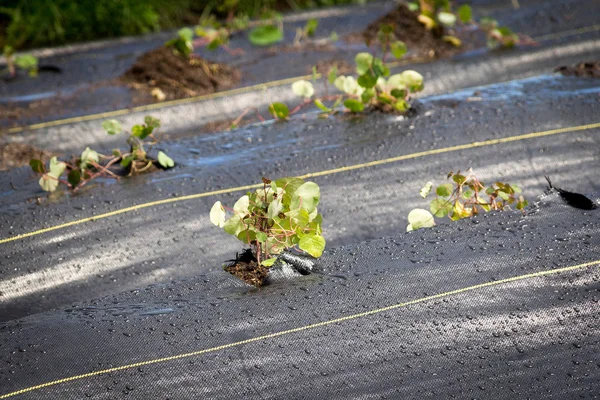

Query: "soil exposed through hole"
left=121, top=46, right=241, bottom=100
left=555, top=61, right=600, bottom=78
left=224, top=249, right=269, bottom=287
left=0, top=143, right=54, bottom=171
left=346, top=4, right=481, bottom=58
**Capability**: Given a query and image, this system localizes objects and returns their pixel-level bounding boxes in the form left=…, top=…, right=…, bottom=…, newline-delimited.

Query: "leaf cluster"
left=210, top=177, right=326, bottom=266
left=3, top=45, right=38, bottom=77
left=407, top=170, right=528, bottom=231
left=409, top=1, right=519, bottom=49
left=30, top=116, right=174, bottom=193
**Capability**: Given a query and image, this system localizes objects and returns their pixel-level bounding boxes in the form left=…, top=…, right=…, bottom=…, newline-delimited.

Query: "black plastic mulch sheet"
left=1, top=192, right=598, bottom=399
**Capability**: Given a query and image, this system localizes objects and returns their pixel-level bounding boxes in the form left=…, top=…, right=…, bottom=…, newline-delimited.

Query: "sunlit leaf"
left=299, top=234, right=326, bottom=258
left=269, top=102, right=290, bottom=119
left=157, top=151, right=175, bottom=168
left=248, top=25, right=283, bottom=46
left=210, top=201, right=226, bottom=227
left=102, top=119, right=122, bottom=135
left=344, top=99, right=365, bottom=112
left=291, top=80, right=314, bottom=98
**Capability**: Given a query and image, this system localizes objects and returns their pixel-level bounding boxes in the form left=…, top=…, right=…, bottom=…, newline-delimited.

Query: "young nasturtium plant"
left=210, top=177, right=326, bottom=266
left=479, top=17, right=520, bottom=49
left=3, top=45, right=38, bottom=77
left=30, top=116, right=174, bottom=192
left=293, top=18, right=319, bottom=46
left=407, top=170, right=528, bottom=231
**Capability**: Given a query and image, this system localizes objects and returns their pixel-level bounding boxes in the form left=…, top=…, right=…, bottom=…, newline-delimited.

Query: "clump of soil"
left=555, top=61, right=600, bottom=78
left=0, top=143, right=54, bottom=171
left=224, top=249, right=269, bottom=287
left=313, top=58, right=354, bottom=75
left=346, top=4, right=476, bottom=59
left=121, top=46, right=241, bottom=100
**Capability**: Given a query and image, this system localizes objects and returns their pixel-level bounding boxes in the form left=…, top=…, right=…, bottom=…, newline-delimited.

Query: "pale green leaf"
left=157, top=151, right=175, bottom=168
left=291, top=80, right=314, bottom=98
left=298, top=234, right=326, bottom=258
left=210, top=201, right=226, bottom=227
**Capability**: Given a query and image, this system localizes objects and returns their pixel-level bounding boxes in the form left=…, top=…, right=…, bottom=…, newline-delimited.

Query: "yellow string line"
left=1, top=74, right=316, bottom=135
left=1, top=121, right=599, bottom=245
left=534, top=24, right=600, bottom=43
left=3, top=23, right=600, bottom=136
left=1, top=259, right=598, bottom=399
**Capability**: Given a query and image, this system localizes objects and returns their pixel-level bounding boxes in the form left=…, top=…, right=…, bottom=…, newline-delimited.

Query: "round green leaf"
left=357, top=72, right=378, bottom=89
left=49, top=157, right=66, bottom=178
left=157, top=151, right=175, bottom=168
left=39, top=175, right=59, bottom=192
left=210, top=201, right=226, bottom=227
left=68, top=169, right=81, bottom=188
left=81, top=147, right=99, bottom=170
left=457, top=4, right=472, bottom=23
left=291, top=80, right=314, bottom=98
left=437, top=12, right=457, bottom=27
left=407, top=208, right=435, bottom=231
left=102, top=119, right=122, bottom=135
left=298, top=234, right=326, bottom=258
left=398, top=70, right=424, bottom=92
left=344, top=99, right=365, bottom=113
left=223, top=215, right=244, bottom=236
left=269, top=102, right=290, bottom=119
left=144, top=116, right=161, bottom=129
left=430, top=198, right=453, bottom=218
left=233, top=195, right=250, bottom=215
left=342, top=76, right=360, bottom=95
left=436, top=183, right=453, bottom=197
left=29, top=159, right=44, bottom=174
left=355, top=52, right=373, bottom=75
left=390, top=41, right=407, bottom=59
left=248, top=25, right=283, bottom=46
left=291, top=182, right=320, bottom=213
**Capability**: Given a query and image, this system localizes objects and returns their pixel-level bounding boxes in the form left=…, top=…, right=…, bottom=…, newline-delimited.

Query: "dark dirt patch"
left=224, top=249, right=269, bottom=287
left=313, top=58, right=354, bottom=75
left=345, top=4, right=482, bottom=59
left=0, top=142, right=54, bottom=171
left=555, top=61, right=600, bottom=78
left=121, top=46, right=241, bottom=100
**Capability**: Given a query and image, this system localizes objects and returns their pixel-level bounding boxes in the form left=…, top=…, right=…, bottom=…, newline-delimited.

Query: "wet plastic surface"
left=0, top=192, right=598, bottom=399
left=0, top=74, right=599, bottom=321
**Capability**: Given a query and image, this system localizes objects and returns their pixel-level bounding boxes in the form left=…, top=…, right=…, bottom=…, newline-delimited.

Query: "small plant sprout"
left=210, top=177, right=326, bottom=267
left=30, top=116, right=174, bottom=193
left=3, top=45, right=39, bottom=77
left=479, top=17, right=520, bottom=49
left=293, top=18, right=319, bottom=46
left=407, top=170, right=528, bottom=231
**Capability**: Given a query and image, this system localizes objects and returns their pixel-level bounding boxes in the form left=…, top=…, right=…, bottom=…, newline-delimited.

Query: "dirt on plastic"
left=121, top=46, right=241, bottom=100
left=224, top=250, right=269, bottom=287
left=346, top=4, right=481, bottom=58
left=0, top=142, right=54, bottom=171
left=555, top=61, right=600, bottom=78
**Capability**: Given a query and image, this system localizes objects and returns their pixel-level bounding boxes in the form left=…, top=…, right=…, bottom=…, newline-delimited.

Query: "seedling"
left=479, top=17, right=520, bottom=49
left=210, top=177, right=326, bottom=267
left=3, top=45, right=38, bottom=77
left=293, top=18, right=319, bottom=46
left=30, top=116, right=175, bottom=192
left=166, top=24, right=243, bottom=58
left=407, top=170, right=528, bottom=231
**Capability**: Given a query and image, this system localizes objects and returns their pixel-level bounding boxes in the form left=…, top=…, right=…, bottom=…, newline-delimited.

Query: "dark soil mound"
left=122, top=46, right=241, bottom=100
left=347, top=4, right=476, bottom=58
left=223, top=249, right=269, bottom=287
left=555, top=61, right=600, bottom=78
left=0, top=142, right=54, bottom=171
